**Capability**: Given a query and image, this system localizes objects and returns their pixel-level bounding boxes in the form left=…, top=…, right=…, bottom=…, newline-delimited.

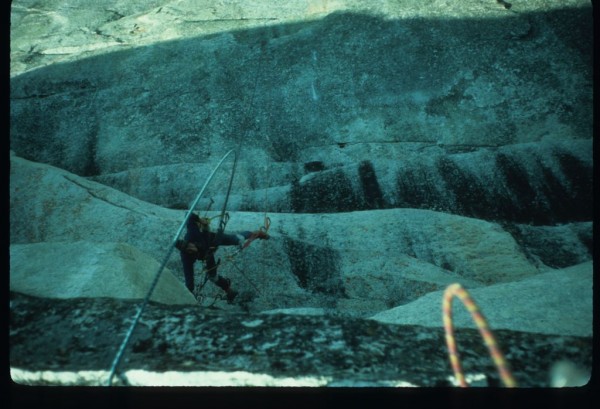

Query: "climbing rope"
left=206, top=38, right=266, bottom=271
left=196, top=290, right=225, bottom=308
left=230, top=261, right=262, bottom=296
left=242, top=216, right=271, bottom=249
left=228, top=217, right=270, bottom=296
left=194, top=215, right=270, bottom=300
left=107, top=40, right=268, bottom=386
left=442, top=283, right=517, bottom=387
left=105, top=149, right=235, bottom=386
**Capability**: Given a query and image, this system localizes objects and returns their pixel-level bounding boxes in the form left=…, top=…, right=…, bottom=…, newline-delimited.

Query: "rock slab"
left=9, top=292, right=592, bottom=387
left=10, top=241, right=196, bottom=305
left=371, top=262, right=593, bottom=337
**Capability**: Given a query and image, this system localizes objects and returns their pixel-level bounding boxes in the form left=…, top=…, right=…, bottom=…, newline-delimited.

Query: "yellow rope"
left=442, top=283, right=517, bottom=387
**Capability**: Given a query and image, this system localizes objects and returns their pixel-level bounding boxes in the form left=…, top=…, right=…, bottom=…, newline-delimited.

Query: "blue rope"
left=106, top=149, right=235, bottom=386
left=107, top=42, right=266, bottom=385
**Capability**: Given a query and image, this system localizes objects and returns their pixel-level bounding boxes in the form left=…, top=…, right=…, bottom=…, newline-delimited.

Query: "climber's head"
left=189, top=213, right=211, bottom=232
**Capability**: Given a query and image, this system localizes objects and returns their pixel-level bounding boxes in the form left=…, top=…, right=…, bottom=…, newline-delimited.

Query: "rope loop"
left=241, top=216, right=271, bottom=250
left=442, top=283, right=517, bottom=387
left=261, top=216, right=271, bottom=233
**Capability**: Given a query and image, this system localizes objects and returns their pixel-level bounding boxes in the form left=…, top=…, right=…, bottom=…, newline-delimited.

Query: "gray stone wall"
left=9, top=0, right=593, bottom=388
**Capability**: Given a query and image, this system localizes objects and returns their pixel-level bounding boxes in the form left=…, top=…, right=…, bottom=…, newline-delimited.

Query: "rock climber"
left=175, top=213, right=269, bottom=303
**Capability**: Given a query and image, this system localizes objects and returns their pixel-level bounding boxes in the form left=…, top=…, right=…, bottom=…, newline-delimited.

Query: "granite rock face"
left=92, top=138, right=593, bottom=227
left=8, top=152, right=593, bottom=386
left=9, top=0, right=593, bottom=388
left=10, top=241, right=196, bottom=305
left=9, top=292, right=593, bottom=387
left=10, top=2, right=593, bottom=211
left=11, top=153, right=556, bottom=315
left=371, top=262, right=593, bottom=337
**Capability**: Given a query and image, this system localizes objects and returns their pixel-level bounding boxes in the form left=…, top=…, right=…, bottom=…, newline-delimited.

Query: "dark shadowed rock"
left=508, top=222, right=593, bottom=268
left=11, top=4, right=593, bottom=168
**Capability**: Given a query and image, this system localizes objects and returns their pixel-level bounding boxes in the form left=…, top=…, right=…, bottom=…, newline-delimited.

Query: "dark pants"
left=180, top=231, right=250, bottom=293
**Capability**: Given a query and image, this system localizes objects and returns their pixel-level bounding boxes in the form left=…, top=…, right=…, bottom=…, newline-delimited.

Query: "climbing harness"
left=106, top=149, right=235, bottom=386
left=442, top=283, right=517, bottom=387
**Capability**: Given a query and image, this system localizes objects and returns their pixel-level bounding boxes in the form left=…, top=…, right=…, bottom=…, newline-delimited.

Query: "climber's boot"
left=215, top=276, right=238, bottom=304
